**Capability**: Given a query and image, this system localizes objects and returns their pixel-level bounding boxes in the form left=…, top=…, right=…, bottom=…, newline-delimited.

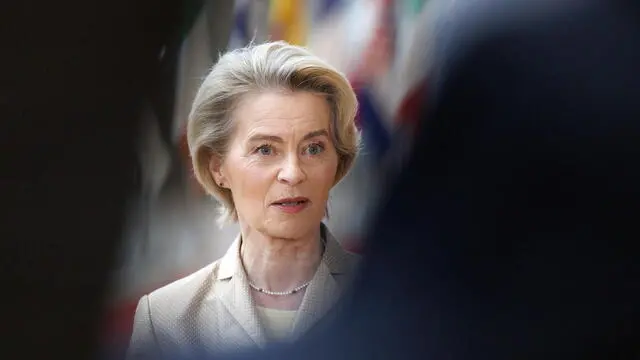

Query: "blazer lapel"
left=203, top=224, right=357, bottom=347
left=211, top=235, right=268, bottom=348
left=291, top=260, right=340, bottom=337
left=291, top=224, right=357, bottom=337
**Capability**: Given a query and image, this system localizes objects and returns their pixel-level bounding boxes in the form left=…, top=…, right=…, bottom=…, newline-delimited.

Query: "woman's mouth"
left=271, top=197, right=310, bottom=214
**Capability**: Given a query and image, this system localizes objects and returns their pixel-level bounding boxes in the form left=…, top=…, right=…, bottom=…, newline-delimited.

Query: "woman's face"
left=212, top=90, right=339, bottom=239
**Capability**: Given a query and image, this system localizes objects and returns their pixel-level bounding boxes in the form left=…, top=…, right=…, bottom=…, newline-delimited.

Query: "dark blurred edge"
left=1, top=0, right=189, bottom=359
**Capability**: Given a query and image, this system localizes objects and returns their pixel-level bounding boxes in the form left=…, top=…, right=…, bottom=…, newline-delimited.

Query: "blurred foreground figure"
left=219, top=0, right=639, bottom=359
left=1, top=0, right=190, bottom=359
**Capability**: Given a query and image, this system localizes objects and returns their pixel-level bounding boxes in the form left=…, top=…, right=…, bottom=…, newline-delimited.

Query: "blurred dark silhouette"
left=1, top=0, right=639, bottom=359
left=1, top=0, right=192, bottom=359
left=222, top=0, right=640, bottom=359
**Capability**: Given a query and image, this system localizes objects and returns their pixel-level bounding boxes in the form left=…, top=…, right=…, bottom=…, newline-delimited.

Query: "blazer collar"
left=212, top=223, right=354, bottom=346
left=216, top=233, right=242, bottom=281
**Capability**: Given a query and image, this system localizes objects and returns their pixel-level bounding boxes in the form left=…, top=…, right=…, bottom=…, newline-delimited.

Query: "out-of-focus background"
left=102, top=0, right=434, bottom=354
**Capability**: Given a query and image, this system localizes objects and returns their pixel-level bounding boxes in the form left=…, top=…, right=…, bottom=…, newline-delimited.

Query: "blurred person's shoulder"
left=425, top=0, right=594, bottom=93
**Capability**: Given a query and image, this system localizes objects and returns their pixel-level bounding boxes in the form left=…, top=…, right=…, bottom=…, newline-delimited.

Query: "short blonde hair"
left=187, top=41, right=361, bottom=224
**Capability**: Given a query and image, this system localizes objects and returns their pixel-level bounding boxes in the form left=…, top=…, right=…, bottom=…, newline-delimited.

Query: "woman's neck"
left=239, top=225, right=323, bottom=292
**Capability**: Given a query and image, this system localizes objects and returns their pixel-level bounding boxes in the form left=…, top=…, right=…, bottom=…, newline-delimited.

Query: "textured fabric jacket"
left=126, top=224, right=359, bottom=359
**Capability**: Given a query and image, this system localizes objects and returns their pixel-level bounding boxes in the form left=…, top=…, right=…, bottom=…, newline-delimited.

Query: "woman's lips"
left=271, top=198, right=310, bottom=214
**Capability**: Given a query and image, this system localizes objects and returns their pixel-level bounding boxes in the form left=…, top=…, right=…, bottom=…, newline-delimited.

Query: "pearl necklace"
left=248, top=280, right=311, bottom=296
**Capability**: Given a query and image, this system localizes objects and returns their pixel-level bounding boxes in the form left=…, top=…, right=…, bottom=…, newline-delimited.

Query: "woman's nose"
left=277, top=155, right=306, bottom=185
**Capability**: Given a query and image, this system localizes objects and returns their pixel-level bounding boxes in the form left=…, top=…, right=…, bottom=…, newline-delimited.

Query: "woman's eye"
left=305, top=143, right=324, bottom=156
left=256, top=145, right=273, bottom=156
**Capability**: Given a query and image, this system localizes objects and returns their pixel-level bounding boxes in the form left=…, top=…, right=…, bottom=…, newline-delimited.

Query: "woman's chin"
left=261, top=219, right=322, bottom=240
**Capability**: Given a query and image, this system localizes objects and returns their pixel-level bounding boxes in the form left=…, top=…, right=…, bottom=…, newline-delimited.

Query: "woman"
left=127, top=41, right=361, bottom=358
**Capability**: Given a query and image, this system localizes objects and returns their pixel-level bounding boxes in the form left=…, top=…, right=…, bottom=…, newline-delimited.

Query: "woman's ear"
left=209, top=155, right=227, bottom=188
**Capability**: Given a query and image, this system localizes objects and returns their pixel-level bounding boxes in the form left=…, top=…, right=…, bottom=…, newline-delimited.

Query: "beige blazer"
left=126, top=225, right=359, bottom=358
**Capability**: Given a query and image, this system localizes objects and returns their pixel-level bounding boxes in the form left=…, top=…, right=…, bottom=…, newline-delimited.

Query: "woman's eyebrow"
left=247, top=129, right=329, bottom=143
left=302, top=129, right=329, bottom=140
